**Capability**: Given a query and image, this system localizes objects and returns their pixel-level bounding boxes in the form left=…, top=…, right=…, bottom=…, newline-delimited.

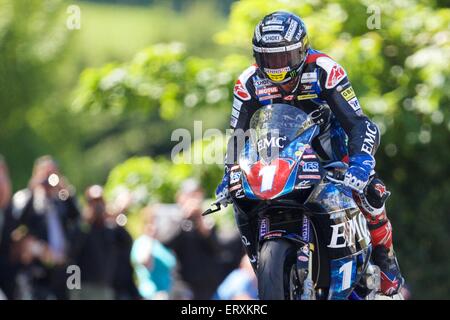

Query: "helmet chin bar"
left=278, top=75, right=301, bottom=95
left=266, top=58, right=306, bottom=94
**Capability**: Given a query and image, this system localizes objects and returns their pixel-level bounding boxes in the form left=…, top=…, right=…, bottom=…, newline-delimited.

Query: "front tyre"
left=257, top=239, right=298, bottom=300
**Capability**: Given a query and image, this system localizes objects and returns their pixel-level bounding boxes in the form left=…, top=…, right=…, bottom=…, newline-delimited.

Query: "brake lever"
left=325, top=172, right=365, bottom=195
left=325, top=173, right=344, bottom=184
left=202, top=195, right=228, bottom=216
left=202, top=203, right=222, bottom=216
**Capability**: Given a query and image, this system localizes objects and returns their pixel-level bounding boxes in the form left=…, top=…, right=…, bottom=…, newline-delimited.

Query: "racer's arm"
left=316, top=57, right=380, bottom=157
left=225, top=66, right=261, bottom=167
left=316, top=56, right=379, bottom=190
left=217, top=67, right=260, bottom=202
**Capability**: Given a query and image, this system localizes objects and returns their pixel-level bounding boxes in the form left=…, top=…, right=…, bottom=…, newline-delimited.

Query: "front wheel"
left=257, top=239, right=298, bottom=300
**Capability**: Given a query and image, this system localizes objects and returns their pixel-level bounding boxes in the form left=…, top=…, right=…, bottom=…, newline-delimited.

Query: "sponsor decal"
left=283, top=95, right=295, bottom=101
left=298, top=255, right=309, bottom=262
left=267, top=72, right=286, bottom=81
left=295, top=27, right=303, bottom=41
left=254, top=23, right=262, bottom=41
left=348, top=97, right=361, bottom=111
left=230, top=116, right=238, bottom=128
left=262, top=34, right=283, bottom=43
left=235, top=188, right=245, bottom=198
left=254, top=78, right=272, bottom=86
left=264, top=67, right=290, bottom=82
left=233, top=79, right=250, bottom=101
left=241, top=236, right=251, bottom=246
left=298, top=94, right=318, bottom=100
left=262, top=25, right=284, bottom=32
left=229, top=184, right=242, bottom=192
left=231, top=108, right=240, bottom=118
left=381, top=274, right=400, bottom=296
left=341, top=87, right=355, bottom=101
left=266, top=18, right=283, bottom=25
left=230, top=171, right=241, bottom=184
left=330, top=211, right=346, bottom=220
left=259, top=218, right=269, bottom=239
left=302, top=216, right=310, bottom=242
left=256, top=87, right=279, bottom=95
left=300, top=72, right=317, bottom=83
left=302, top=162, right=319, bottom=172
left=303, top=154, right=317, bottom=159
left=265, top=67, right=291, bottom=74
left=374, top=183, right=387, bottom=197
left=263, top=231, right=283, bottom=239
left=327, top=64, right=346, bottom=89
left=363, top=159, right=375, bottom=167
left=259, top=94, right=282, bottom=101
left=328, top=213, right=371, bottom=249
left=232, top=98, right=243, bottom=111
left=361, top=121, right=378, bottom=155
left=284, top=20, right=298, bottom=41
left=316, top=57, right=347, bottom=89
left=296, top=180, right=311, bottom=189
left=298, top=174, right=321, bottom=180
left=234, top=65, right=256, bottom=101
left=300, top=84, right=313, bottom=91
left=257, top=136, right=287, bottom=152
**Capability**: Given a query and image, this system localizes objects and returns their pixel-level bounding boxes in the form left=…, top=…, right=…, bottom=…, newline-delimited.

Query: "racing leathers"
left=220, top=48, right=403, bottom=296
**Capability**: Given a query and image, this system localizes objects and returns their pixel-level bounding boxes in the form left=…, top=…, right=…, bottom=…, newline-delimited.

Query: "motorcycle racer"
left=216, top=11, right=404, bottom=296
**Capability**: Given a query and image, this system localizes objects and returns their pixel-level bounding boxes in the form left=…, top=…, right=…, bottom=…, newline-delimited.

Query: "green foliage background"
left=0, top=0, right=449, bottom=298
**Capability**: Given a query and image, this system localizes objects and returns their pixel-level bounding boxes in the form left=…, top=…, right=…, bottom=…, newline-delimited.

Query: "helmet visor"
left=255, top=48, right=307, bottom=83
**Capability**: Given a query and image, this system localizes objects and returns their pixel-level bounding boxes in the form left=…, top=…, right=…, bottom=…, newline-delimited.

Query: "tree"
left=0, top=0, right=73, bottom=188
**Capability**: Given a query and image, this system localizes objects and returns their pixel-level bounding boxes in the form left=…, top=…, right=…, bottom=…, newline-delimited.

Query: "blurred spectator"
left=213, top=254, right=258, bottom=300
left=0, top=155, right=17, bottom=299
left=70, top=185, right=139, bottom=300
left=110, top=224, right=141, bottom=300
left=131, top=205, right=176, bottom=299
left=10, top=155, right=80, bottom=299
left=162, top=179, right=228, bottom=299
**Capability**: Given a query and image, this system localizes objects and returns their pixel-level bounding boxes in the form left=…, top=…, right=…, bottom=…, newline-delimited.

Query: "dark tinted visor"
left=254, top=44, right=307, bottom=83
left=257, top=49, right=306, bottom=70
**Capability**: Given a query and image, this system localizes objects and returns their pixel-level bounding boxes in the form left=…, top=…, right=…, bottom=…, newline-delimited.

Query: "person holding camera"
left=10, top=155, right=80, bottom=299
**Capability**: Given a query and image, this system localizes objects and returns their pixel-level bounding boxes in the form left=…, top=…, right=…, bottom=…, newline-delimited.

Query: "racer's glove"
left=343, top=154, right=376, bottom=192
left=215, top=168, right=232, bottom=207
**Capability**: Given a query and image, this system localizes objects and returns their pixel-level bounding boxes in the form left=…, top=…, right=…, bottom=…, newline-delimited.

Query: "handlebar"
left=202, top=162, right=365, bottom=216
left=202, top=195, right=228, bottom=216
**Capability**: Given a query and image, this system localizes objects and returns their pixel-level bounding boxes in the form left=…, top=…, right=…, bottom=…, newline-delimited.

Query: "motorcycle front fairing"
left=238, top=104, right=323, bottom=202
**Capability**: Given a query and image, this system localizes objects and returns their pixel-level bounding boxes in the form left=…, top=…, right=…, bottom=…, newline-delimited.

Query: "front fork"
left=296, top=215, right=315, bottom=300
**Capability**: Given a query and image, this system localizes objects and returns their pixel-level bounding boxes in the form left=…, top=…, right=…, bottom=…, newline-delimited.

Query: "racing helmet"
left=252, top=11, right=310, bottom=84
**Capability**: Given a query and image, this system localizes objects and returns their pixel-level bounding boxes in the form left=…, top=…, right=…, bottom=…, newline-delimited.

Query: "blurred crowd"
left=0, top=155, right=256, bottom=300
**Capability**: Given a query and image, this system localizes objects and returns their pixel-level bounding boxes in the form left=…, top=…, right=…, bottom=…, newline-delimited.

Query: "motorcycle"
left=204, top=103, right=383, bottom=300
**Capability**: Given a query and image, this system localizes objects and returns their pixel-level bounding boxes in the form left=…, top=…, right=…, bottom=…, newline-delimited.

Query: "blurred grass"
left=70, top=1, right=231, bottom=67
